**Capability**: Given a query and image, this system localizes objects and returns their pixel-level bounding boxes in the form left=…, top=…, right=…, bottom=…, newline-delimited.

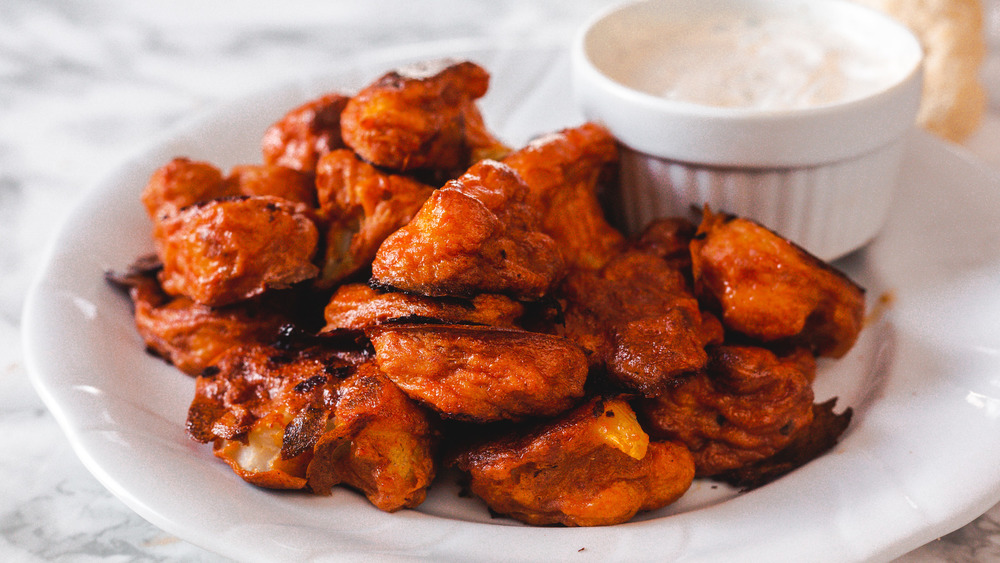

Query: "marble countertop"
left=3, top=1, right=1000, bottom=561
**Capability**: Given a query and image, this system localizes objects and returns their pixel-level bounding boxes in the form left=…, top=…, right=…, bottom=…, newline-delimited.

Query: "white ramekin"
left=572, top=0, right=924, bottom=261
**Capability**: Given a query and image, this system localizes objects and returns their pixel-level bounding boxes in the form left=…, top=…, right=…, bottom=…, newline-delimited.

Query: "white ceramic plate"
left=23, top=40, right=1000, bottom=563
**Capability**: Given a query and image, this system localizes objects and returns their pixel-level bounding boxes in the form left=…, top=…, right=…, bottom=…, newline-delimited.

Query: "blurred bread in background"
left=853, top=0, right=987, bottom=142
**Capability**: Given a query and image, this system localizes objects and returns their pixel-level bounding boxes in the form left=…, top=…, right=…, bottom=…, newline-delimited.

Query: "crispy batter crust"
left=154, top=196, right=319, bottom=307
left=369, top=324, right=587, bottom=422
left=371, top=160, right=565, bottom=300
left=638, top=345, right=816, bottom=476
left=455, top=397, right=695, bottom=526
left=690, top=208, right=865, bottom=358
left=341, top=60, right=506, bottom=173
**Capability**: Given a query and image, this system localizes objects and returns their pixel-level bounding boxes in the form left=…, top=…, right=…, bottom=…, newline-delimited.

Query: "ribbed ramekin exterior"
left=616, top=139, right=906, bottom=261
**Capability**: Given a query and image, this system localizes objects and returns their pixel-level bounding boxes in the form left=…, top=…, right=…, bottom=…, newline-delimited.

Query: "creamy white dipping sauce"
left=603, top=8, right=913, bottom=110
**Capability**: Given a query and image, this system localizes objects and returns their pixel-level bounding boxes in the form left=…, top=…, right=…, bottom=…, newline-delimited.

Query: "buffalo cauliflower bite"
left=371, top=159, right=565, bottom=300
left=226, top=164, right=318, bottom=207
left=560, top=249, right=719, bottom=396
left=186, top=343, right=352, bottom=488
left=368, top=324, right=588, bottom=423
left=501, top=122, right=625, bottom=270
left=690, top=208, right=866, bottom=358
left=106, top=258, right=290, bottom=376
left=187, top=343, right=436, bottom=511
left=306, top=362, right=437, bottom=512
left=153, top=196, right=319, bottom=307
left=313, top=149, right=434, bottom=286
left=454, top=397, right=695, bottom=526
left=714, top=398, right=853, bottom=489
left=261, top=91, right=350, bottom=172
left=340, top=59, right=508, bottom=174
left=638, top=345, right=816, bottom=476
left=141, top=157, right=238, bottom=220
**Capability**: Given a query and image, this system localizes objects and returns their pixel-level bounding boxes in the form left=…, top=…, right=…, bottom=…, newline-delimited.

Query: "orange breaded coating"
left=106, top=257, right=290, bottom=376
left=141, top=157, right=238, bottom=220
left=560, top=250, right=717, bottom=396
left=502, top=123, right=625, bottom=270
left=631, top=216, right=698, bottom=273
left=368, top=324, right=587, bottom=422
left=261, top=91, right=349, bottom=172
left=187, top=344, right=436, bottom=510
left=314, top=149, right=434, bottom=286
left=321, top=283, right=524, bottom=332
left=307, top=361, right=437, bottom=512
left=454, top=397, right=695, bottom=526
left=714, top=398, right=852, bottom=489
left=187, top=343, right=358, bottom=489
left=340, top=60, right=507, bottom=173
left=154, top=196, right=319, bottom=307
left=227, top=164, right=317, bottom=207
left=638, top=345, right=816, bottom=477
left=690, top=209, right=865, bottom=358
left=371, top=160, right=565, bottom=300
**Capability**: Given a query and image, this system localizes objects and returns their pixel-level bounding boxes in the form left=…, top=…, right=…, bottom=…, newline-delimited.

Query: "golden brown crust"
left=340, top=60, right=506, bottom=173
left=141, top=157, right=238, bottom=220
left=502, top=123, right=625, bottom=270
left=187, top=343, right=436, bottom=510
left=371, top=160, right=565, bottom=300
left=261, top=91, right=350, bottom=172
left=314, top=149, right=434, bottom=286
left=713, top=398, right=853, bottom=489
left=560, top=250, right=713, bottom=396
left=631, top=216, right=698, bottom=273
left=638, top=345, right=816, bottom=476
left=368, top=324, right=588, bottom=422
left=154, top=196, right=319, bottom=307
left=455, top=397, right=695, bottom=526
left=690, top=209, right=865, bottom=358
left=306, top=362, right=437, bottom=512
left=109, top=263, right=290, bottom=376
left=227, top=164, right=318, bottom=207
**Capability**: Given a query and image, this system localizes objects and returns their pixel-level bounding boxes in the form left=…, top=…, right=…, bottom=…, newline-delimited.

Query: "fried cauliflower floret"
left=638, top=345, right=816, bottom=476
left=227, top=164, right=317, bottom=207
left=713, top=398, right=853, bottom=489
left=153, top=196, right=319, bottom=307
left=454, top=397, right=695, bottom=526
left=213, top=411, right=315, bottom=490
left=141, top=157, right=239, bottom=220
left=371, top=159, right=565, bottom=300
left=321, top=283, right=524, bottom=332
left=187, top=343, right=436, bottom=510
left=307, top=362, right=437, bottom=512
left=314, top=149, right=434, bottom=286
left=341, top=59, right=508, bottom=174
left=368, top=324, right=587, bottom=422
left=560, top=249, right=718, bottom=396
left=691, top=208, right=865, bottom=358
left=501, top=123, right=624, bottom=270
left=261, top=91, right=350, bottom=172
left=631, top=216, right=698, bottom=273
left=186, top=343, right=356, bottom=489
left=106, top=257, right=290, bottom=376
